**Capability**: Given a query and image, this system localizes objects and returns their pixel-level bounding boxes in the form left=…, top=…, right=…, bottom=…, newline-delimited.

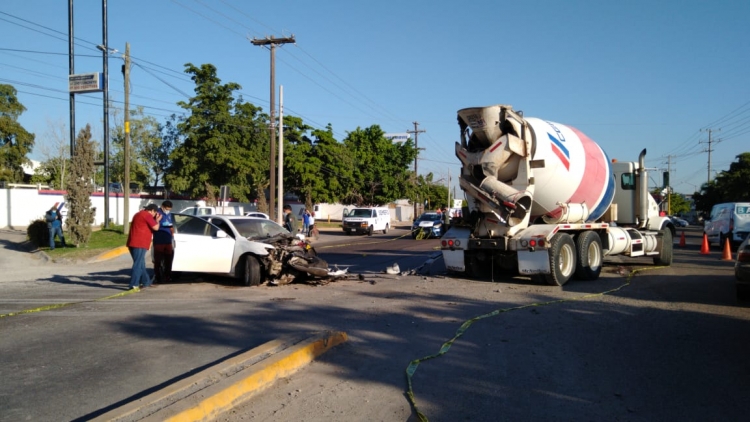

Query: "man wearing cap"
left=126, top=204, right=161, bottom=291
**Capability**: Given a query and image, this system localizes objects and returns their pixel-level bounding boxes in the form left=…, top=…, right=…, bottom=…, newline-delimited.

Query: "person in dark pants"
left=283, top=204, right=298, bottom=233
left=45, top=206, right=66, bottom=249
left=126, top=204, right=161, bottom=291
left=152, top=200, right=175, bottom=283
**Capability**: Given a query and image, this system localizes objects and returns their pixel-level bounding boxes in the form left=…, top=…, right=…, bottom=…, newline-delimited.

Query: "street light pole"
left=101, top=0, right=110, bottom=228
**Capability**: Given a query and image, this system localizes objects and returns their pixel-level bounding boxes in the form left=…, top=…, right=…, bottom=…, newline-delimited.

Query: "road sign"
left=69, top=73, right=103, bottom=93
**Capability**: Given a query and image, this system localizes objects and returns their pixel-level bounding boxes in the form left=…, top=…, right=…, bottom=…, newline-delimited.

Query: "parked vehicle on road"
left=411, top=212, right=444, bottom=239
left=170, top=214, right=328, bottom=286
left=244, top=211, right=270, bottom=219
left=704, top=202, right=750, bottom=249
left=440, top=104, right=674, bottom=286
left=669, top=216, right=689, bottom=227
left=342, top=207, right=391, bottom=236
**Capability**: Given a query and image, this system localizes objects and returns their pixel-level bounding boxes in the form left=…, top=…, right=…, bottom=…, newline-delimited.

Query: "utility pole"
left=700, top=128, right=721, bottom=184
left=68, top=0, right=75, bottom=155
left=407, top=122, right=425, bottom=215
left=251, top=35, right=295, bottom=222
left=277, top=85, right=284, bottom=225
left=101, top=0, right=110, bottom=228
left=122, top=42, right=131, bottom=234
left=666, top=155, right=672, bottom=215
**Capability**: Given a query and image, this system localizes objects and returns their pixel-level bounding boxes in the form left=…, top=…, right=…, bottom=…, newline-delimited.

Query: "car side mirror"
left=215, top=230, right=228, bottom=238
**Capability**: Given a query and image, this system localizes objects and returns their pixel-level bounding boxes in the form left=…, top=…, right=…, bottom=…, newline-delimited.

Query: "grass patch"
left=46, top=225, right=127, bottom=261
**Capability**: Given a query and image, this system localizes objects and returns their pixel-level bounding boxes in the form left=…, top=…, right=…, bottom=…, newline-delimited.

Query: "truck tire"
left=345, top=229, right=352, bottom=236
left=544, top=232, right=576, bottom=286
left=367, top=225, right=374, bottom=236
left=574, top=231, right=603, bottom=281
left=239, top=254, right=262, bottom=286
left=383, top=224, right=389, bottom=234
left=653, top=228, right=673, bottom=266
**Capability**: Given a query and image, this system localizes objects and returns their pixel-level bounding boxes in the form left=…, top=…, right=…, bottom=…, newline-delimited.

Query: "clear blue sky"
left=2, top=0, right=748, bottom=196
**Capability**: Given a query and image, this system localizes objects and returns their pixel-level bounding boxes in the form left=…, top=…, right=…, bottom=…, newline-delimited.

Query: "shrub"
left=27, top=219, right=49, bottom=247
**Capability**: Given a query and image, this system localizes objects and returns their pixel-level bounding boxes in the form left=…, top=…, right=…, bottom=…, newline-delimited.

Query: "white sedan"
left=170, top=214, right=327, bottom=286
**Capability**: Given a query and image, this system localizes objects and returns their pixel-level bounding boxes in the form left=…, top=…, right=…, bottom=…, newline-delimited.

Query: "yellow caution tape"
left=405, top=266, right=665, bottom=422
left=0, top=288, right=141, bottom=319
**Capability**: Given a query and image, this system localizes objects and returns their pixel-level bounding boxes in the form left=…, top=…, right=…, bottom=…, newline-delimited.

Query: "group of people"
left=126, top=200, right=174, bottom=291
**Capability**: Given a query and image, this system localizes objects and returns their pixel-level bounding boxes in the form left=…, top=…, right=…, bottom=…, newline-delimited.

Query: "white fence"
left=0, top=188, right=415, bottom=229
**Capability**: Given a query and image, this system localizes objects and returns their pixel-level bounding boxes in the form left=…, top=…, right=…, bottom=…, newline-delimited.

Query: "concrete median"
left=91, top=331, right=347, bottom=422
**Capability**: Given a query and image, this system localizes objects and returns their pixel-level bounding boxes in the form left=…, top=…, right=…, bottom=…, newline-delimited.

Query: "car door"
left=171, top=214, right=235, bottom=273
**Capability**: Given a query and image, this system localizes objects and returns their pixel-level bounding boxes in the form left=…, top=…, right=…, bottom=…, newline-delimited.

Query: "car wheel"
left=367, top=225, right=374, bottom=236
left=345, top=230, right=352, bottom=236
left=383, top=224, right=389, bottom=234
left=543, top=233, right=576, bottom=286
left=239, top=255, right=261, bottom=286
left=574, top=231, right=603, bottom=281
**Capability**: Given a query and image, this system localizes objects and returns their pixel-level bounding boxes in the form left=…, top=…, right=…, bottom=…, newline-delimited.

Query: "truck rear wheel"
left=544, top=233, right=576, bottom=286
left=653, top=228, right=673, bottom=266
left=575, top=231, right=603, bottom=281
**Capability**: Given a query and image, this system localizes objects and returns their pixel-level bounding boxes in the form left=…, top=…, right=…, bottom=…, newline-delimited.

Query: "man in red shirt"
left=126, top=204, right=161, bottom=290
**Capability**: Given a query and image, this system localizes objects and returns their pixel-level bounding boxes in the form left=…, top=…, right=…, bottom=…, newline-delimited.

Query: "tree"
left=65, top=125, right=97, bottom=246
left=167, top=63, right=267, bottom=202
left=149, top=114, right=181, bottom=188
left=0, top=84, right=35, bottom=182
left=110, top=107, right=161, bottom=189
left=30, top=118, right=70, bottom=189
left=693, top=152, right=750, bottom=215
left=341, top=125, right=418, bottom=206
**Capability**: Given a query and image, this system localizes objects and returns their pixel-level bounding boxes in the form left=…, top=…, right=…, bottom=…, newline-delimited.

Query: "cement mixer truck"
left=441, top=105, right=674, bottom=286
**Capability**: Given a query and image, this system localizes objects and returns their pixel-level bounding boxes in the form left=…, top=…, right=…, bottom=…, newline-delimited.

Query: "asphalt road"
left=1, top=226, right=749, bottom=422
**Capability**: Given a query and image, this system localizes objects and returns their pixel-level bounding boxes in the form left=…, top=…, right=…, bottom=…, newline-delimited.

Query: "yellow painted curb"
left=91, top=331, right=347, bottom=422
left=89, top=245, right=129, bottom=263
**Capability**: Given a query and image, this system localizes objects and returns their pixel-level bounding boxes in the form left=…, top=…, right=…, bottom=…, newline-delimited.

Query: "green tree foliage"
left=308, top=124, right=354, bottom=203
left=341, top=125, right=418, bottom=206
left=281, top=115, right=326, bottom=207
left=150, top=114, right=181, bottom=188
left=693, top=152, right=750, bottom=215
left=668, top=193, right=691, bottom=215
left=0, top=84, right=35, bottom=182
left=167, top=63, right=267, bottom=202
left=419, top=173, right=450, bottom=210
left=65, top=125, right=97, bottom=246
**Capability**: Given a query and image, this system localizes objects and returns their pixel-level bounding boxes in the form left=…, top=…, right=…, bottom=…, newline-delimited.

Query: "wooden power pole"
left=250, top=35, right=295, bottom=222
left=123, top=42, right=131, bottom=234
left=407, top=121, right=426, bottom=215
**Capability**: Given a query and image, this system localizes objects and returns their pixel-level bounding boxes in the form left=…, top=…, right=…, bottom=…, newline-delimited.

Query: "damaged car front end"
left=171, top=214, right=341, bottom=286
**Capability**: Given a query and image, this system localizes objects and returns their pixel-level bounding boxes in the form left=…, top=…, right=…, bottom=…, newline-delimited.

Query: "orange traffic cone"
left=721, top=237, right=733, bottom=261
left=700, top=233, right=710, bottom=255
left=679, top=231, right=686, bottom=247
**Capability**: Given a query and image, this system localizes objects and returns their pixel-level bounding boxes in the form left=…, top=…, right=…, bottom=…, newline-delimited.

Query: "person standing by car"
left=152, top=200, right=175, bottom=284
left=307, top=210, right=316, bottom=237
left=283, top=204, right=298, bottom=233
left=127, top=204, right=161, bottom=291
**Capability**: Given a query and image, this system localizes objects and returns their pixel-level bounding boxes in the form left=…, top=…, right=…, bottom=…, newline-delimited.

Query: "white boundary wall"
left=1, top=189, right=415, bottom=229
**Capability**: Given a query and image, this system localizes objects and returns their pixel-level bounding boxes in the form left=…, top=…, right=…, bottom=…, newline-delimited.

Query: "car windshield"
left=227, top=217, right=290, bottom=239
left=418, top=213, right=441, bottom=222
left=348, top=209, right=373, bottom=218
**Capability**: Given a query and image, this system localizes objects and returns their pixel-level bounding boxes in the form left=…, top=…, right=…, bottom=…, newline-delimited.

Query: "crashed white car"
left=170, top=214, right=329, bottom=286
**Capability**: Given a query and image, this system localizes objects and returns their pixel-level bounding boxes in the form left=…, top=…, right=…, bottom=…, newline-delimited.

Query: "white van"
left=704, top=202, right=750, bottom=248
left=342, top=207, right=391, bottom=235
